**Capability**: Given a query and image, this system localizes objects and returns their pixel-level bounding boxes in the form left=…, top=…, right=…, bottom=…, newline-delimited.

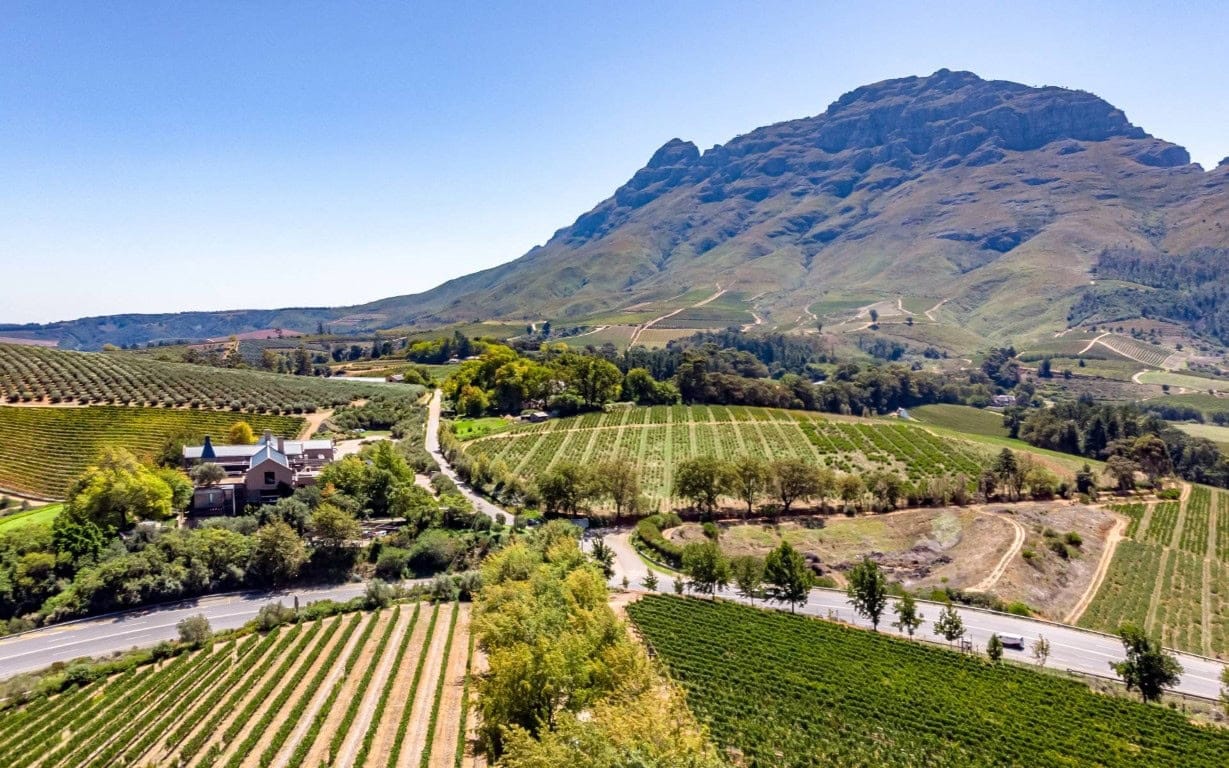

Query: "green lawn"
left=1175, top=422, right=1229, bottom=450
left=0, top=503, right=63, bottom=532
left=908, top=404, right=1008, bottom=437
left=451, top=416, right=512, bottom=441
left=1138, top=370, right=1229, bottom=393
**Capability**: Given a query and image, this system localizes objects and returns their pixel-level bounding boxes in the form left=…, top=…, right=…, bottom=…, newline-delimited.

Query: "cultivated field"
left=459, top=405, right=991, bottom=509
left=1095, top=334, right=1177, bottom=369
left=1079, top=486, right=1229, bottom=655
left=629, top=595, right=1229, bottom=767
left=0, top=602, right=475, bottom=768
left=907, top=404, right=1008, bottom=437
left=0, top=343, right=391, bottom=412
left=0, top=406, right=302, bottom=497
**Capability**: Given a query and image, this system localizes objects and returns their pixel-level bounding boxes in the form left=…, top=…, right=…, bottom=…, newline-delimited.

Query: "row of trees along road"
left=673, top=543, right=1187, bottom=704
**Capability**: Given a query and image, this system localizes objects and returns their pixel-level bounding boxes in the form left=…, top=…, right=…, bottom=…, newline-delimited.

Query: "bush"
left=1048, top=539, right=1070, bottom=560
left=254, top=601, right=298, bottom=632
left=634, top=514, right=684, bottom=567
left=430, top=574, right=460, bottom=603
left=176, top=614, right=212, bottom=648
left=365, top=579, right=396, bottom=609
left=1064, top=531, right=1083, bottom=548
left=375, top=547, right=411, bottom=580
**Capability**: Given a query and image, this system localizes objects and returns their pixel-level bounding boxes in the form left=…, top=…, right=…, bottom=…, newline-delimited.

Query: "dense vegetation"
left=473, top=521, right=723, bottom=766
left=0, top=343, right=392, bottom=412
left=0, top=406, right=301, bottom=497
left=630, top=595, right=1229, bottom=767
left=1072, top=247, right=1229, bottom=344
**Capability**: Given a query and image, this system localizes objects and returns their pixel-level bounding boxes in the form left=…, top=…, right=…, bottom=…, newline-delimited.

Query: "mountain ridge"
left=7, top=69, right=1227, bottom=350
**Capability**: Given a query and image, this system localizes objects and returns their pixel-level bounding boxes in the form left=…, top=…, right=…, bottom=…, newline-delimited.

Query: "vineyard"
left=0, top=343, right=396, bottom=413
left=459, top=405, right=990, bottom=508
left=0, top=602, right=476, bottom=768
left=0, top=406, right=302, bottom=498
left=1095, top=334, right=1176, bottom=369
left=628, top=595, right=1229, bottom=768
left=1079, top=485, right=1229, bottom=655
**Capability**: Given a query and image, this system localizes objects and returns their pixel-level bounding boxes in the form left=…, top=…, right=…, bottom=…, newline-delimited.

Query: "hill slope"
left=9, top=70, right=1228, bottom=349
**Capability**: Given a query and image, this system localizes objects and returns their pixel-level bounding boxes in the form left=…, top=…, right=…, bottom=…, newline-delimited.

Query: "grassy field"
left=0, top=406, right=303, bottom=497
left=629, top=595, right=1229, bottom=768
left=460, top=405, right=992, bottom=509
left=1079, top=485, right=1229, bottom=655
left=0, top=343, right=389, bottom=412
left=0, top=603, right=474, bottom=768
left=450, top=416, right=511, bottom=440
left=1138, top=370, right=1229, bottom=393
left=1175, top=422, right=1229, bottom=450
left=1154, top=392, right=1229, bottom=418
left=0, top=503, right=63, bottom=532
left=907, top=404, right=1008, bottom=437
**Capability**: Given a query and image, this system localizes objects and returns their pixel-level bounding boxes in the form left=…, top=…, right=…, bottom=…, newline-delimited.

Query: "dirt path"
left=1078, top=332, right=1109, bottom=355
left=302, top=612, right=394, bottom=767
left=268, top=615, right=372, bottom=768
left=299, top=408, right=334, bottom=439
left=402, top=603, right=457, bottom=767
left=368, top=609, right=432, bottom=768
left=241, top=618, right=353, bottom=768
left=1144, top=548, right=1172, bottom=635
left=965, top=514, right=1027, bottom=593
left=334, top=610, right=413, bottom=768
left=923, top=297, right=949, bottom=322
left=1064, top=514, right=1128, bottom=624
left=629, top=284, right=725, bottom=346
left=427, top=605, right=472, bottom=767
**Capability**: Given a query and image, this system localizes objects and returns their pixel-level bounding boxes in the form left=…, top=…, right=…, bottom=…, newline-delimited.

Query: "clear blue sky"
left=2, top=1, right=1225, bottom=324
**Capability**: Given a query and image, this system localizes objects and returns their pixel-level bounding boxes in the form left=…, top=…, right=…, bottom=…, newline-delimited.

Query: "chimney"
left=261, top=429, right=273, bottom=445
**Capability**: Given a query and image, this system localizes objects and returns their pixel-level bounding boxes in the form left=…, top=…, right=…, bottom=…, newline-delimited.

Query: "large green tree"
left=728, top=455, right=770, bottom=517
left=64, top=448, right=179, bottom=532
left=1110, top=624, right=1183, bottom=703
left=762, top=541, right=812, bottom=612
left=681, top=541, right=730, bottom=598
left=672, top=456, right=730, bottom=516
left=250, top=520, right=308, bottom=585
left=846, top=557, right=889, bottom=630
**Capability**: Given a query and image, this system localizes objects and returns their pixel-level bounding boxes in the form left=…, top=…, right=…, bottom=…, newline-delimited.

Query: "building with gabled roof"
left=182, top=430, right=335, bottom=515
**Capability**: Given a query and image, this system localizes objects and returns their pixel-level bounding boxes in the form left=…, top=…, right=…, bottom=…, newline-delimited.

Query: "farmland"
left=907, top=404, right=1008, bottom=437
left=0, top=406, right=302, bottom=497
left=0, top=602, right=475, bottom=768
left=0, top=504, right=63, bottom=533
left=0, top=343, right=394, bottom=413
left=459, top=405, right=991, bottom=509
left=629, top=595, right=1229, bottom=768
left=1079, top=485, right=1229, bottom=655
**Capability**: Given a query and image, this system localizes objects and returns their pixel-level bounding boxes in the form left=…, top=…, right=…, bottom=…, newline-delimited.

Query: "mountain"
left=9, top=69, right=1228, bottom=350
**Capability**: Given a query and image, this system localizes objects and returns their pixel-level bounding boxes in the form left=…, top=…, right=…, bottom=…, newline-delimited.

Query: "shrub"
left=634, top=514, right=684, bottom=567
left=176, top=614, right=212, bottom=648
left=1064, top=531, right=1083, bottom=548
left=253, top=601, right=298, bottom=632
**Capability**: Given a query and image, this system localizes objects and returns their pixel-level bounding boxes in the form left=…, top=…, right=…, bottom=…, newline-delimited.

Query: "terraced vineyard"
left=629, top=595, right=1229, bottom=768
left=1080, top=485, right=1229, bottom=655
left=459, top=405, right=990, bottom=508
left=1095, top=334, right=1175, bottom=369
left=0, top=406, right=303, bottom=497
left=0, top=343, right=394, bottom=412
left=0, top=603, right=475, bottom=768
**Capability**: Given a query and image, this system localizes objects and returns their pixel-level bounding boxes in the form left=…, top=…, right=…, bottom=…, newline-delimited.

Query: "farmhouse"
left=991, top=394, right=1017, bottom=407
left=182, top=430, right=334, bottom=514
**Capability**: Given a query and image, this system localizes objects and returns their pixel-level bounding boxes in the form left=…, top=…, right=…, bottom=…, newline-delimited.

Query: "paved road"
left=0, top=581, right=419, bottom=679
left=425, top=389, right=505, bottom=522
left=596, top=530, right=1229, bottom=701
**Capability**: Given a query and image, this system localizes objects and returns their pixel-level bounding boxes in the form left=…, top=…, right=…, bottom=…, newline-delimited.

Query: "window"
left=264, top=471, right=275, bottom=485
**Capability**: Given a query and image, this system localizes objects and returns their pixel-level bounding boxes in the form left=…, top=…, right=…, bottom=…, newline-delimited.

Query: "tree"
left=891, top=592, right=924, bottom=637
left=1220, top=666, right=1229, bottom=717
left=771, top=458, right=822, bottom=515
left=64, top=448, right=177, bottom=532
left=1110, top=624, right=1183, bottom=703
left=987, top=633, right=1004, bottom=663
left=308, top=503, right=361, bottom=550
left=1131, top=434, right=1172, bottom=486
left=729, top=554, right=765, bottom=603
left=932, top=601, right=965, bottom=647
left=570, top=357, right=623, bottom=408
left=681, top=541, right=730, bottom=598
left=1104, top=455, right=1139, bottom=492
left=1074, top=464, right=1097, bottom=496
left=641, top=572, right=659, bottom=592
left=177, top=614, right=212, bottom=648
left=727, top=455, right=770, bottom=517
left=389, top=483, right=441, bottom=533
left=190, top=462, right=226, bottom=486
left=837, top=473, right=864, bottom=511
left=226, top=421, right=257, bottom=445
left=672, top=457, right=730, bottom=516
left=846, top=558, right=889, bottom=630
left=250, top=520, right=308, bottom=585
left=590, top=539, right=615, bottom=580
left=595, top=459, right=641, bottom=521
left=762, top=541, right=812, bottom=612
left=868, top=308, right=879, bottom=325
left=993, top=448, right=1021, bottom=500
left=536, top=462, right=595, bottom=517
left=1031, top=635, right=1051, bottom=667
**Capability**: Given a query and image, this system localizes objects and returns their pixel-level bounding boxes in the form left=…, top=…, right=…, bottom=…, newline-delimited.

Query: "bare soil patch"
left=403, top=603, right=456, bottom=767
left=367, top=607, right=432, bottom=767
left=427, top=604, right=472, bottom=767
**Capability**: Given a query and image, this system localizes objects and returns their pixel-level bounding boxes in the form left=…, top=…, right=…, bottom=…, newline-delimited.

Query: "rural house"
left=182, top=430, right=335, bottom=514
